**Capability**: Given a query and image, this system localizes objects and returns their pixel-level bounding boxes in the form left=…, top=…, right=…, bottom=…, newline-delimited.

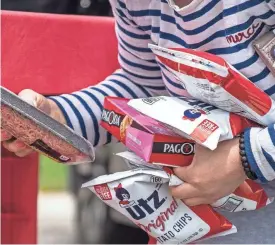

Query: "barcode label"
left=219, top=197, right=243, bottom=212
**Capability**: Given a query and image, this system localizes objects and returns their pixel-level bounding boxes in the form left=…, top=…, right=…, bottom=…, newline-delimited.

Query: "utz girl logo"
left=183, top=109, right=206, bottom=121
left=115, top=183, right=167, bottom=221
left=114, top=183, right=136, bottom=208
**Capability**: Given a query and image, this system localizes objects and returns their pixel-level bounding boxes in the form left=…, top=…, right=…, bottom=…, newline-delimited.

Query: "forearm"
left=49, top=69, right=167, bottom=147
left=244, top=124, right=275, bottom=182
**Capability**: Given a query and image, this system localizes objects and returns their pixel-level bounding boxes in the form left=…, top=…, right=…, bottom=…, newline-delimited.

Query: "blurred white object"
left=38, top=192, right=76, bottom=244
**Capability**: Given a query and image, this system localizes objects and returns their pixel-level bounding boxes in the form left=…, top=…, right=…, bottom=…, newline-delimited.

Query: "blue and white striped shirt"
left=50, top=0, right=275, bottom=182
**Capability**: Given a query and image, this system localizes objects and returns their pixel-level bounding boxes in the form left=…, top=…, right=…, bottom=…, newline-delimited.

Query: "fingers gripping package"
left=148, top=44, right=275, bottom=126
left=100, top=97, right=195, bottom=167
left=101, top=97, right=273, bottom=212
left=128, top=96, right=257, bottom=150
left=0, top=86, right=95, bottom=164
left=116, top=151, right=273, bottom=212
left=82, top=167, right=237, bottom=244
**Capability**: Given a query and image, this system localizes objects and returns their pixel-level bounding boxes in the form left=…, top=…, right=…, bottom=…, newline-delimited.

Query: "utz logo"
left=183, top=109, right=206, bottom=121
left=114, top=183, right=136, bottom=208
left=114, top=183, right=166, bottom=220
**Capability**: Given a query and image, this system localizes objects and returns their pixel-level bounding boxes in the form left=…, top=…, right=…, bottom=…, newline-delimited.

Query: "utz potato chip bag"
left=82, top=167, right=236, bottom=244
left=149, top=44, right=275, bottom=126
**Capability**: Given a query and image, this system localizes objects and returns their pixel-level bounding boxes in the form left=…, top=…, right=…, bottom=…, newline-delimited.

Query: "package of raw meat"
left=101, top=97, right=195, bottom=167
left=116, top=151, right=274, bottom=212
left=82, top=167, right=236, bottom=244
left=149, top=44, right=275, bottom=126
left=128, top=96, right=257, bottom=150
left=0, top=86, right=95, bottom=164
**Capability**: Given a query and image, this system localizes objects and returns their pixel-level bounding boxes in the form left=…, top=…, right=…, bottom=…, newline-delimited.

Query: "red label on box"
left=94, top=184, right=112, bottom=200
left=191, top=119, right=218, bottom=143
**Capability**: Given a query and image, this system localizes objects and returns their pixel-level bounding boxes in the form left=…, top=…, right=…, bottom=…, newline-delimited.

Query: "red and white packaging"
left=117, top=151, right=273, bottom=212
left=128, top=96, right=257, bottom=150
left=149, top=44, right=275, bottom=126
left=101, top=97, right=195, bottom=167
left=82, top=167, right=236, bottom=244
left=211, top=179, right=274, bottom=212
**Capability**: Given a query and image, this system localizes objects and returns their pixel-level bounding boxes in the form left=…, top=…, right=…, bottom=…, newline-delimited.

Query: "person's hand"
left=170, top=138, right=246, bottom=206
left=1, top=89, right=66, bottom=157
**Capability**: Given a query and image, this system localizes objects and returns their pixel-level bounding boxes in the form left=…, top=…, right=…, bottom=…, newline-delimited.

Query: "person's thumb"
left=18, top=89, right=51, bottom=115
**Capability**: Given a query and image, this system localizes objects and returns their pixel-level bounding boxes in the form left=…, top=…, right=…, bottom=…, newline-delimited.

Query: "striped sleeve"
left=244, top=125, right=275, bottom=182
left=244, top=1, right=275, bottom=183
left=49, top=0, right=167, bottom=147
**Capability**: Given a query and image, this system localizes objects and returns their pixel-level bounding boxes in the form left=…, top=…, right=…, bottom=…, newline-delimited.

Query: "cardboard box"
left=101, top=97, right=195, bottom=167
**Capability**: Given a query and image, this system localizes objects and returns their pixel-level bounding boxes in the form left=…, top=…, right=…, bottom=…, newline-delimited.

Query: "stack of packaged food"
left=82, top=46, right=275, bottom=244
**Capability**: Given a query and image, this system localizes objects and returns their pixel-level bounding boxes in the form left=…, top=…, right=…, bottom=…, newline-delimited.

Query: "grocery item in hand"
left=101, top=96, right=195, bottom=167
left=211, top=179, right=274, bottom=212
left=117, top=151, right=274, bottom=212
left=82, top=167, right=236, bottom=244
left=128, top=96, right=257, bottom=150
left=0, top=86, right=95, bottom=164
left=149, top=44, right=275, bottom=126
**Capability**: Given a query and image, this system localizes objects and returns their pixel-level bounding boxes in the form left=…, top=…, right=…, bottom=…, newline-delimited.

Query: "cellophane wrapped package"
left=0, top=86, right=95, bottom=164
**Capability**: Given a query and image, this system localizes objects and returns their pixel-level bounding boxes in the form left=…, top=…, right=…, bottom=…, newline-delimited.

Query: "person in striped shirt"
left=1, top=0, right=275, bottom=243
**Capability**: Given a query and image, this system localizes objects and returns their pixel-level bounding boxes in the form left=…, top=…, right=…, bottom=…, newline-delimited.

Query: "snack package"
left=0, top=86, right=95, bottom=164
left=211, top=179, right=274, bottom=212
left=117, top=151, right=274, bottom=212
left=128, top=96, right=257, bottom=150
left=82, top=168, right=236, bottom=244
left=149, top=44, right=275, bottom=126
left=101, top=97, right=195, bottom=167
